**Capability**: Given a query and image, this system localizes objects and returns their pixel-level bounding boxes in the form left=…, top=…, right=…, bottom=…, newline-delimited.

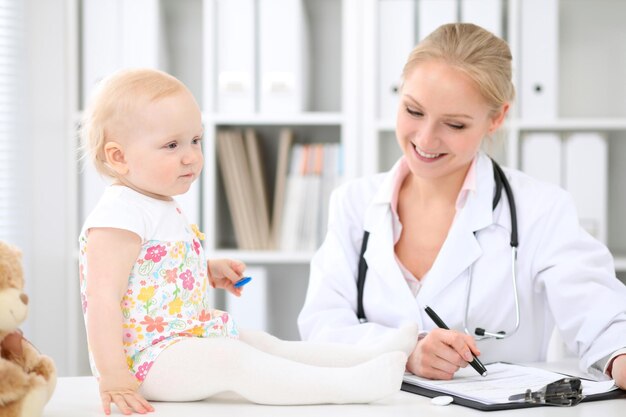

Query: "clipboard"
left=401, top=362, right=626, bottom=411
left=401, top=381, right=626, bottom=411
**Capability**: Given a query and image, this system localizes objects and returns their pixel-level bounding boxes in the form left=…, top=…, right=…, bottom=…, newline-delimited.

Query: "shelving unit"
left=361, top=0, right=626, bottom=282
left=199, top=0, right=362, bottom=339
left=77, top=0, right=626, bottom=357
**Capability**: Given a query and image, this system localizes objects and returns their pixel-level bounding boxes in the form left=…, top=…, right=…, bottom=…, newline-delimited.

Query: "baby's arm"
left=207, top=258, right=246, bottom=296
left=85, top=228, right=153, bottom=415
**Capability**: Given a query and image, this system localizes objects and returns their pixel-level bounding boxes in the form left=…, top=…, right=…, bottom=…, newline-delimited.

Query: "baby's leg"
left=239, top=323, right=418, bottom=367
left=140, top=337, right=407, bottom=405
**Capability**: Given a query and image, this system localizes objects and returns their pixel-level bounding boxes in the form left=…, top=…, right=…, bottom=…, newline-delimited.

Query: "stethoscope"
left=356, top=159, right=521, bottom=340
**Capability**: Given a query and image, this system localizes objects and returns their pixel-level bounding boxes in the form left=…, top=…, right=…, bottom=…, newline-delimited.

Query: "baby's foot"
left=333, top=351, right=407, bottom=404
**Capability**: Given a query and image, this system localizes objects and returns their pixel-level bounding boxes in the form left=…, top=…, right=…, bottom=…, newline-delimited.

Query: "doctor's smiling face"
left=396, top=58, right=507, bottom=184
left=395, top=23, right=514, bottom=189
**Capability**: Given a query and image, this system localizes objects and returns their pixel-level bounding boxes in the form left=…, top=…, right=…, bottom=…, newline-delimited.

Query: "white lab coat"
left=298, top=152, right=626, bottom=375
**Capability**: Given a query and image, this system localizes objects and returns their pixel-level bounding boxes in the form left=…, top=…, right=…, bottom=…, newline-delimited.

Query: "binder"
left=378, top=0, right=415, bottom=120
left=460, top=0, right=503, bottom=37
left=82, top=0, right=162, bottom=105
left=215, top=0, right=256, bottom=113
left=520, top=133, right=562, bottom=186
left=563, top=133, right=608, bottom=243
left=519, top=0, right=558, bottom=120
left=417, top=0, right=458, bottom=41
left=258, top=0, right=309, bottom=113
left=120, top=0, right=162, bottom=69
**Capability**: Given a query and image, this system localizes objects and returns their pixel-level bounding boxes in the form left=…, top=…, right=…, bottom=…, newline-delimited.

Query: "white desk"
left=44, top=375, right=624, bottom=417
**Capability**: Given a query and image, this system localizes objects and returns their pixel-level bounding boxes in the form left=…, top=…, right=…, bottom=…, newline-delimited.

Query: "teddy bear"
left=0, top=241, right=56, bottom=417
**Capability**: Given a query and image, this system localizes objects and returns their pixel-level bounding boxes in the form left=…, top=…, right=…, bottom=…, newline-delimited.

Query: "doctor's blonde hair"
left=80, top=68, right=189, bottom=178
left=402, top=23, right=515, bottom=113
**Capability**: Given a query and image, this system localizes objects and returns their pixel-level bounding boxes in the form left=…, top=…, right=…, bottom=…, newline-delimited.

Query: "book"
left=228, top=129, right=264, bottom=249
left=271, top=128, right=294, bottom=249
left=280, top=144, right=306, bottom=251
left=216, top=130, right=251, bottom=249
left=244, top=128, right=271, bottom=249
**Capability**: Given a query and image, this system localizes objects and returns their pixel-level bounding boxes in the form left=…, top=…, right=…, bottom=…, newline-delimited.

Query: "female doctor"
left=298, top=23, right=626, bottom=389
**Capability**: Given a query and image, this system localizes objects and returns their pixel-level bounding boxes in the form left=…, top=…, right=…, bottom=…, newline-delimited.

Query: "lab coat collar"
left=362, top=152, right=501, bottom=303
left=367, top=153, right=496, bottom=233
left=362, top=160, right=419, bottom=308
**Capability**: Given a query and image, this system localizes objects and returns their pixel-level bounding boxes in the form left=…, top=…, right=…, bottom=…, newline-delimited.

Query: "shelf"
left=205, top=112, right=344, bottom=126
left=211, top=250, right=315, bottom=265
left=514, top=118, right=626, bottom=132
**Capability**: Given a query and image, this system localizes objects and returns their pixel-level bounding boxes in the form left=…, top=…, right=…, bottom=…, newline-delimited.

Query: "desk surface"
left=44, top=375, right=624, bottom=417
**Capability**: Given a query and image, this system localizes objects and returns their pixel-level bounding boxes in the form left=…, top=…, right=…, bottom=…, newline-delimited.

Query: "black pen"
left=424, top=306, right=488, bottom=377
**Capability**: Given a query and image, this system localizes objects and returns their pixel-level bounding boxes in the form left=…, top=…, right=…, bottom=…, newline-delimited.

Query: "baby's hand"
left=208, top=258, right=247, bottom=296
left=98, top=370, right=153, bottom=415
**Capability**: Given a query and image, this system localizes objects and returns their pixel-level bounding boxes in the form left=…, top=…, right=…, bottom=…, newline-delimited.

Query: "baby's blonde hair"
left=80, top=68, right=188, bottom=178
left=402, top=23, right=515, bottom=112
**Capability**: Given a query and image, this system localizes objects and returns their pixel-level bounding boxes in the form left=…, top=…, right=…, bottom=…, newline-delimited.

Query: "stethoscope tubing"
left=356, top=159, right=521, bottom=338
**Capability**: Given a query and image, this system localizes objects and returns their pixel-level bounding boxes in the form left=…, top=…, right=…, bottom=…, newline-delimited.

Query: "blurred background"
left=2, top=0, right=625, bottom=377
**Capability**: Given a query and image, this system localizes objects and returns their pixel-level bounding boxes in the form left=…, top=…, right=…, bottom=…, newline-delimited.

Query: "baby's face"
left=117, top=90, right=204, bottom=200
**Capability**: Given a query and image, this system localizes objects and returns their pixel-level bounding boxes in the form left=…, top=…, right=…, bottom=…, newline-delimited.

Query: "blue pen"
left=424, top=305, right=488, bottom=377
left=234, top=276, right=252, bottom=288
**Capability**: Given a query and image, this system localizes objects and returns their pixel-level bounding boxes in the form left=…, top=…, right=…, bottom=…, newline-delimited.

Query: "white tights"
left=139, top=325, right=417, bottom=405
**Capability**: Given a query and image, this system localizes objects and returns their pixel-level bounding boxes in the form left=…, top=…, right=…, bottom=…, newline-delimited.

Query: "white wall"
left=22, top=0, right=78, bottom=376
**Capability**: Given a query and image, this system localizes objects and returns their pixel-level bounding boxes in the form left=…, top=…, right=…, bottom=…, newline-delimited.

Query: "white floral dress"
left=79, top=186, right=238, bottom=383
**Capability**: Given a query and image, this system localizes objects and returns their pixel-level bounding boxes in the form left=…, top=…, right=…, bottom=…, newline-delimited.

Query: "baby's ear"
left=104, top=141, right=128, bottom=175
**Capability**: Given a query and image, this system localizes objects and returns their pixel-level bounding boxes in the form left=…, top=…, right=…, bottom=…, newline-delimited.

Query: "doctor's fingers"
left=407, top=348, right=460, bottom=380
left=408, top=335, right=465, bottom=377
left=436, top=329, right=479, bottom=363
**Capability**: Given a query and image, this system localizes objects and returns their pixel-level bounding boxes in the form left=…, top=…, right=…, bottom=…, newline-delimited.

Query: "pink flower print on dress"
left=151, top=335, right=167, bottom=345
left=135, top=361, right=154, bottom=382
left=141, top=315, right=167, bottom=333
left=198, top=309, right=212, bottom=322
left=179, top=269, right=195, bottom=291
left=164, top=268, right=178, bottom=284
left=192, top=239, right=201, bottom=255
left=144, top=244, right=167, bottom=262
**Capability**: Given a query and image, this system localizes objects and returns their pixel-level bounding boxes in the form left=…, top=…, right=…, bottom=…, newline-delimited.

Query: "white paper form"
left=403, top=362, right=617, bottom=405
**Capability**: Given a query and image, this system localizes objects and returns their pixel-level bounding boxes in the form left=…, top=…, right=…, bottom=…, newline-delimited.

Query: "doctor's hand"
left=610, top=354, right=626, bottom=389
left=207, top=258, right=247, bottom=297
left=406, top=328, right=481, bottom=380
